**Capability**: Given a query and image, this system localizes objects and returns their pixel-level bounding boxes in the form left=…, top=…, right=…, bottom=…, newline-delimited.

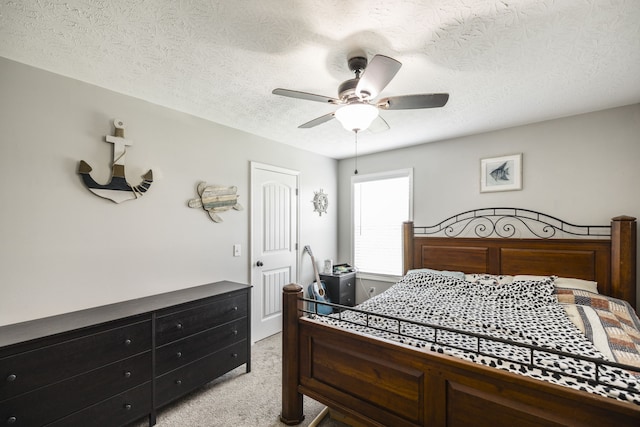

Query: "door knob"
left=256, top=260, right=264, bottom=267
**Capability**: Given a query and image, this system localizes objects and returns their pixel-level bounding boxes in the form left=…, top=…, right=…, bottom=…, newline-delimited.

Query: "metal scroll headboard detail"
left=413, top=208, right=611, bottom=239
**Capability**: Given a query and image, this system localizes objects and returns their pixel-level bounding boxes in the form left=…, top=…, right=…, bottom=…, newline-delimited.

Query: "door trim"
left=250, top=161, right=300, bottom=342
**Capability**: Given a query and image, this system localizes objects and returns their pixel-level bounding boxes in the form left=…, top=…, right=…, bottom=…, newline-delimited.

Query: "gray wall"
left=0, top=58, right=338, bottom=326
left=2, top=55, right=638, bottom=326
left=337, top=104, right=640, bottom=306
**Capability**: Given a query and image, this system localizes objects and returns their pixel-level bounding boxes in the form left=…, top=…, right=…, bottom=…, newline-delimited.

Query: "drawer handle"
left=347, top=282, right=353, bottom=287
left=233, top=306, right=238, bottom=311
left=123, top=371, right=132, bottom=378
left=176, top=322, right=183, bottom=330
left=232, top=329, right=238, bottom=336
left=123, top=404, right=132, bottom=411
left=231, top=353, right=238, bottom=358
left=6, top=374, right=16, bottom=382
left=124, top=339, right=132, bottom=346
left=176, top=351, right=183, bottom=358
left=6, top=416, right=17, bottom=424
left=175, top=379, right=182, bottom=385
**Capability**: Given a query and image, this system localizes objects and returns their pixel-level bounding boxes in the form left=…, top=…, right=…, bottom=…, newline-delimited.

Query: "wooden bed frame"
left=281, top=210, right=638, bottom=427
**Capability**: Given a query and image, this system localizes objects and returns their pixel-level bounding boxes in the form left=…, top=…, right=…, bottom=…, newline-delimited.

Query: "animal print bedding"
left=314, top=271, right=640, bottom=405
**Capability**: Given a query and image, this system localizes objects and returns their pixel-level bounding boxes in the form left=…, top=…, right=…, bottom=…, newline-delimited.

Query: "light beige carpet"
left=130, top=333, right=346, bottom=427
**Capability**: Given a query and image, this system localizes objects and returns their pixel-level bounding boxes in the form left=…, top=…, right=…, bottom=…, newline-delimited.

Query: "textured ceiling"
left=1, top=0, right=639, bottom=159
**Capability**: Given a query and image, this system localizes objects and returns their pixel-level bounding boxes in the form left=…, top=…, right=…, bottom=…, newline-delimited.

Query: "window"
left=352, top=169, right=413, bottom=279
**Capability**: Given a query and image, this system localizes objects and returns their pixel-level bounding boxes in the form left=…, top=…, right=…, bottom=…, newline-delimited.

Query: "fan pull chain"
left=354, top=130, right=359, bottom=175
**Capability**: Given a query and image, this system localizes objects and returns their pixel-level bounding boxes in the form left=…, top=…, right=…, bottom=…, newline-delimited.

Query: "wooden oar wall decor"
left=188, top=182, right=243, bottom=222
left=77, top=119, right=153, bottom=203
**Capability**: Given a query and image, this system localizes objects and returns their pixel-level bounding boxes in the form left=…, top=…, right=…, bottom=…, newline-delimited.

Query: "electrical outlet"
left=368, top=287, right=375, bottom=296
left=233, top=244, right=241, bottom=257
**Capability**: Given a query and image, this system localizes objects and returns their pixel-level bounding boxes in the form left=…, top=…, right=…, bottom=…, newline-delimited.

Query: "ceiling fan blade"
left=272, top=88, right=340, bottom=104
left=367, top=115, right=390, bottom=133
left=378, top=93, right=449, bottom=110
left=355, top=55, right=402, bottom=99
left=298, top=112, right=336, bottom=128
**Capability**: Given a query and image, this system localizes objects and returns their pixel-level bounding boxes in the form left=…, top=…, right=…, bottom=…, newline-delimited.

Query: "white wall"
left=337, top=104, right=640, bottom=306
left=0, top=57, right=338, bottom=326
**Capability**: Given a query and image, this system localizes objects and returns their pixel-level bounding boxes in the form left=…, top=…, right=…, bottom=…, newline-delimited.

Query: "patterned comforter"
left=314, top=271, right=640, bottom=405
left=558, top=289, right=640, bottom=369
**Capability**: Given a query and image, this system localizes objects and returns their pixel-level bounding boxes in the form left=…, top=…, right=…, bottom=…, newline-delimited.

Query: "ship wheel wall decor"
left=312, top=189, right=328, bottom=216
left=77, top=119, right=153, bottom=203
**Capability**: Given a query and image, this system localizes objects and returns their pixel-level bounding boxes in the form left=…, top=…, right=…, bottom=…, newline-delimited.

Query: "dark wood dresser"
left=0, top=281, right=251, bottom=427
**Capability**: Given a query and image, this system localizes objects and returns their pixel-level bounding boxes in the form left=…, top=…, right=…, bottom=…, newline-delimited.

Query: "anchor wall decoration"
left=78, top=119, right=153, bottom=203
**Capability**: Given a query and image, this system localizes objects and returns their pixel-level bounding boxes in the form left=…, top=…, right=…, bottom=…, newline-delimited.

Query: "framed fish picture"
left=480, top=153, right=522, bottom=192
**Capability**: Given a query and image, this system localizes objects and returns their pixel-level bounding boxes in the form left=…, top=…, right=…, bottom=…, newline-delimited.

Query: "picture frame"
left=480, top=153, right=522, bottom=193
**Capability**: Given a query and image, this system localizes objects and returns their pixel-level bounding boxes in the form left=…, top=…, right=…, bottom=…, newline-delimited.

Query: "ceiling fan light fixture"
left=334, top=103, right=379, bottom=132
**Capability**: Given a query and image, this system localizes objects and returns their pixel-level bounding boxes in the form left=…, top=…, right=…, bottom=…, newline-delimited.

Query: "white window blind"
left=352, top=169, right=412, bottom=277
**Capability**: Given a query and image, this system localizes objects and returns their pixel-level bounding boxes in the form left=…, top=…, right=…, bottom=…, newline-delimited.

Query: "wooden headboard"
left=403, top=208, right=637, bottom=308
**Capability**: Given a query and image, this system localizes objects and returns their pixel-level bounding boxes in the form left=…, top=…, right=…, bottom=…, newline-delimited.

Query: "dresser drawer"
left=46, top=381, right=152, bottom=427
left=339, top=279, right=355, bottom=305
left=155, top=294, right=247, bottom=346
left=0, top=321, right=150, bottom=400
left=155, top=340, right=247, bottom=408
left=156, top=318, right=247, bottom=376
left=1, top=351, right=151, bottom=426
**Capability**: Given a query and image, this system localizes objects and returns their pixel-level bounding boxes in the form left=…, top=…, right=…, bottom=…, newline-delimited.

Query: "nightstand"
left=319, top=271, right=356, bottom=307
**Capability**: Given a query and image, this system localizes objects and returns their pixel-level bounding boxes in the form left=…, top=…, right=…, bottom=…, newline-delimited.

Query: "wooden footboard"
left=281, top=285, right=640, bottom=427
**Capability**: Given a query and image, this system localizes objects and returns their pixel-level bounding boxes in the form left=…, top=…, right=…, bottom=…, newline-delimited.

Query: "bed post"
left=280, top=283, right=305, bottom=425
left=611, top=216, right=637, bottom=309
left=403, top=221, right=414, bottom=274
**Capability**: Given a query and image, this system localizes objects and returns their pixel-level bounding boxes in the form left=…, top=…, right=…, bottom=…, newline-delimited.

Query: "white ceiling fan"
left=272, top=54, right=449, bottom=133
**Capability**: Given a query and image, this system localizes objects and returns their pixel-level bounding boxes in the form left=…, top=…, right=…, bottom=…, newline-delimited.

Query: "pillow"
left=554, top=277, right=598, bottom=294
left=513, top=274, right=550, bottom=282
left=465, top=274, right=513, bottom=285
left=513, top=275, right=598, bottom=294
left=407, top=268, right=465, bottom=279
